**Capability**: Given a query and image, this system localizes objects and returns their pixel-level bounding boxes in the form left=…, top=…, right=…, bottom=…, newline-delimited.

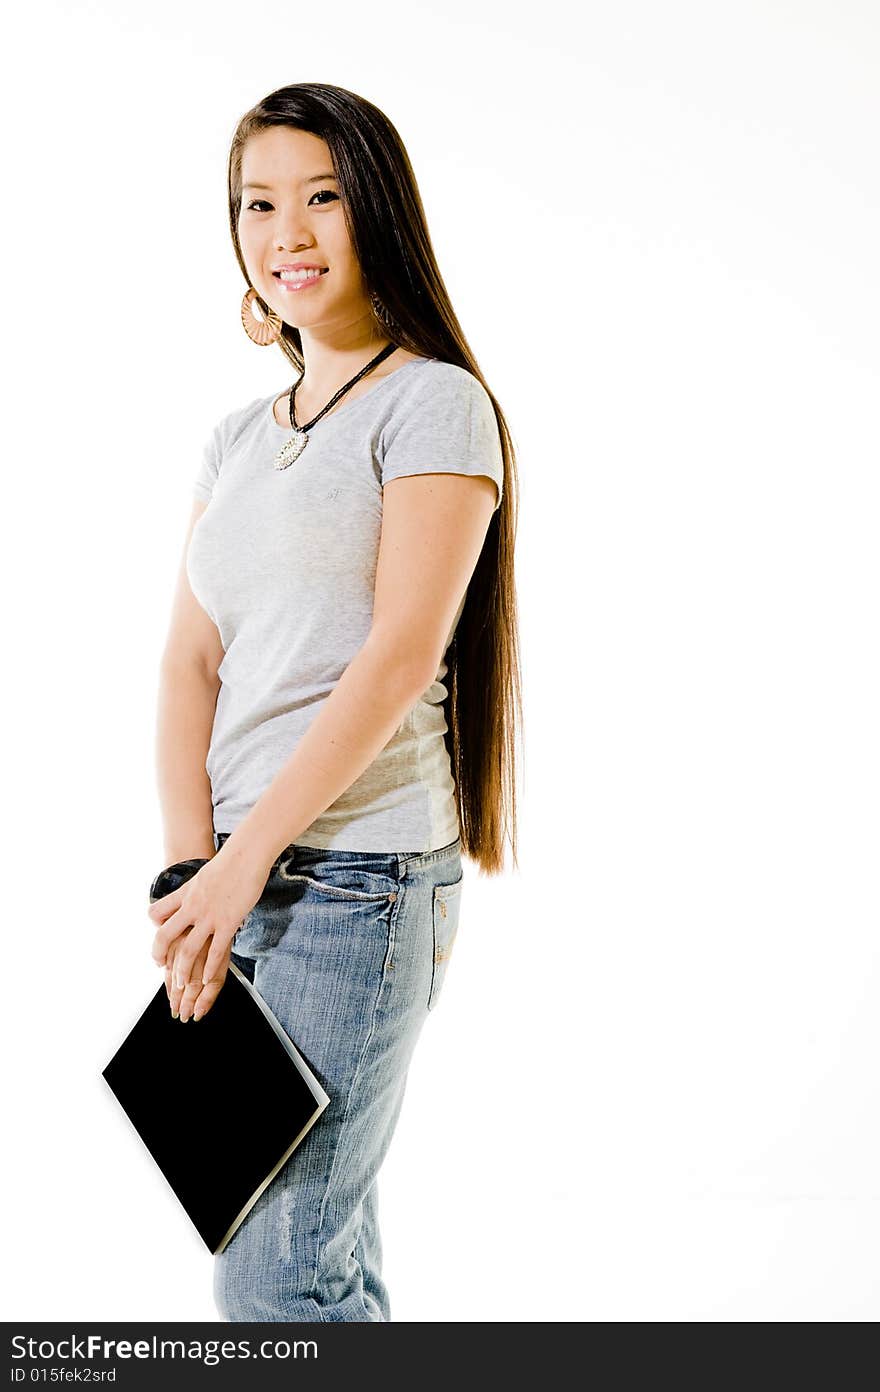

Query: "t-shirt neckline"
left=267, top=355, right=435, bottom=436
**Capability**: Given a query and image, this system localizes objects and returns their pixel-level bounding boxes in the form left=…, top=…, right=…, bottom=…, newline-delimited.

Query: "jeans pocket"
left=276, top=862, right=399, bottom=904
left=428, top=875, right=463, bottom=1011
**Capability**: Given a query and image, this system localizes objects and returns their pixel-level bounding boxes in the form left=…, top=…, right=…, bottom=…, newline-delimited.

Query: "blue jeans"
left=211, top=833, right=464, bottom=1323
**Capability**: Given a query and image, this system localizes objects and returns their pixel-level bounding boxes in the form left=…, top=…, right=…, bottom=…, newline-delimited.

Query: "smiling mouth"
left=272, top=268, right=329, bottom=280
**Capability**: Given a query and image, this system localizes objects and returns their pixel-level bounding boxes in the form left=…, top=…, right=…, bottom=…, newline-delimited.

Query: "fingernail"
left=171, top=1009, right=179, bottom=1019
left=193, top=1011, right=203, bottom=1022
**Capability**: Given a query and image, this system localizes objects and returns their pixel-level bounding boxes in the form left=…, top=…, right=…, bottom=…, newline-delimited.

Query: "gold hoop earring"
left=241, top=287, right=282, bottom=345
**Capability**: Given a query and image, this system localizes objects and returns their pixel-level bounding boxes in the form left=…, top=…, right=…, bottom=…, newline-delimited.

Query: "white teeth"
left=278, top=268, right=325, bottom=282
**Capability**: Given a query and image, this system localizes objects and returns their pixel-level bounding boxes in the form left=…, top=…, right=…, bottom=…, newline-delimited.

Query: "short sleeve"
left=193, top=421, right=222, bottom=502
left=192, top=397, right=266, bottom=503
left=379, top=363, right=504, bottom=514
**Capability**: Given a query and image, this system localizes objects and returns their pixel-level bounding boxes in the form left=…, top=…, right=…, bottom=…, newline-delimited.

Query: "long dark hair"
left=226, top=83, right=522, bottom=875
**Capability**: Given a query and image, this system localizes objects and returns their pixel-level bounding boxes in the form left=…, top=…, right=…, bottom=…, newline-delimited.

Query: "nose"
left=271, top=207, right=316, bottom=254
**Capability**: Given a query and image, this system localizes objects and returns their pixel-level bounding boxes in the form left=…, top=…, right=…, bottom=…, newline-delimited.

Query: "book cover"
left=102, top=860, right=330, bottom=1254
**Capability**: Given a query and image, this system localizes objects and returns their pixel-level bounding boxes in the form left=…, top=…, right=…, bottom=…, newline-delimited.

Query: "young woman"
left=148, top=82, right=522, bottom=1322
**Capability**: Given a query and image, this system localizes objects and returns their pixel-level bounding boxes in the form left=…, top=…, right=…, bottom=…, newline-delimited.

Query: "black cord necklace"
left=273, top=342, right=399, bottom=470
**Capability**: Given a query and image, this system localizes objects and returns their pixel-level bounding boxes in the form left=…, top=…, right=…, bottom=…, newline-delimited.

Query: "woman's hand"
left=163, top=934, right=219, bottom=1022
left=148, top=848, right=269, bottom=1021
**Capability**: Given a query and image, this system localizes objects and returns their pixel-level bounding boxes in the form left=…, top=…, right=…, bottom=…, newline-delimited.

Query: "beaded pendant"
left=271, top=342, right=399, bottom=470
left=273, top=431, right=310, bottom=470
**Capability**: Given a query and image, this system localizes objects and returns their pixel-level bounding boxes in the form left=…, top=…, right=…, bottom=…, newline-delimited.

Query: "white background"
left=2, top=0, right=878, bottom=1322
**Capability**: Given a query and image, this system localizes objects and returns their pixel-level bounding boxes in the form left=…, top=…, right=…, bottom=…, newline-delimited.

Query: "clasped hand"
left=148, top=848, right=268, bottom=1021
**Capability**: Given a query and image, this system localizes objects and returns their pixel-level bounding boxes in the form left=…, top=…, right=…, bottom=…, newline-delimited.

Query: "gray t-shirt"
left=186, top=356, right=504, bottom=852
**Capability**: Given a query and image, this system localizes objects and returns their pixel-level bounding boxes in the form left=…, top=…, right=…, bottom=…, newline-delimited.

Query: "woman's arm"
left=155, top=497, right=224, bottom=864
left=151, top=470, right=496, bottom=1011
left=221, top=470, right=497, bottom=878
left=155, top=660, right=219, bottom=864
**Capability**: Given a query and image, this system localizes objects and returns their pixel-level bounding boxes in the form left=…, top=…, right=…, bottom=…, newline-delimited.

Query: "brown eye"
left=245, top=192, right=338, bottom=212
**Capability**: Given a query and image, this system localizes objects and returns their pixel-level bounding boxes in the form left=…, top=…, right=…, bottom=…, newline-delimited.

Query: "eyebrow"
left=242, top=174, right=338, bottom=191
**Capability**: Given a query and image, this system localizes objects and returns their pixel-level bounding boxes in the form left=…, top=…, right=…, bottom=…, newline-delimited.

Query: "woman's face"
left=238, top=126, right=369, bottom=332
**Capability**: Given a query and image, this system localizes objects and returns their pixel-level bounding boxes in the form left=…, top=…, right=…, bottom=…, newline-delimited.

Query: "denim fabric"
left=210, top=832, right=463, bottom=1322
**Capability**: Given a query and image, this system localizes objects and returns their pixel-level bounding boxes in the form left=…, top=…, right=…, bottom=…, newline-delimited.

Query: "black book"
left=102, top=858, right=330, bottom=1255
